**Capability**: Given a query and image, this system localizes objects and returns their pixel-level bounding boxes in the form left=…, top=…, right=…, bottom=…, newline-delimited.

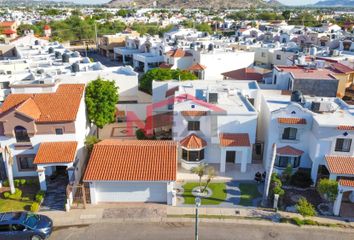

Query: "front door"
left=226, top=151, right=236, bottom=163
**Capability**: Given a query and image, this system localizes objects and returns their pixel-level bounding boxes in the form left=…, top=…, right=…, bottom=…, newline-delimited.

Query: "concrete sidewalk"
left=41, top=203, right=354, bottom=229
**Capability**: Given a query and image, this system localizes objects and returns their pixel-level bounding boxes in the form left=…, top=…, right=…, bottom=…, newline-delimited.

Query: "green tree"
left=85, top=77, right=119, bottom=136
left=282, top=10, right=291, bottom=20
left=191, top=164, right=216, bottom=193
left=140, top=68, right=197, bottom=94
left=85, top=135, right=100, bottom=155
left=196, top=23, right=212, bottom=34
left=317, top=179, right=338, bottom=202
left=271, top=173, right=285, bottom=196
left=296, top=197, right=316, bottom=217
left=281, top=163, right=293, bottom=184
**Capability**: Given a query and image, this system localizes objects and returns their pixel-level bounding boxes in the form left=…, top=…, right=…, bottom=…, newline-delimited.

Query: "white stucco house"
left=0, top=84, right=90, bottom=191
left=83, top=140, right=177, bottom=204
left=152, top=80, right=260, bottom=174
left=256, top=89, right=354, bottom=216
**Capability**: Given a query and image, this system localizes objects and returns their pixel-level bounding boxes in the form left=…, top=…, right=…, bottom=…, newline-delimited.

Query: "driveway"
left=41, top=174, right=68, bottom=211
left=50, top=222, right=354, bottom=240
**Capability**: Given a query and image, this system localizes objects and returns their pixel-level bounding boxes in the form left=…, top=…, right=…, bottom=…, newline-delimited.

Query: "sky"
left=53, top=0, right=320, bottom=6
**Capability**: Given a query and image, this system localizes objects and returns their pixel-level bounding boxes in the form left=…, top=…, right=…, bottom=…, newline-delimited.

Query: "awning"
left=33, top=141, right=78, bottom=164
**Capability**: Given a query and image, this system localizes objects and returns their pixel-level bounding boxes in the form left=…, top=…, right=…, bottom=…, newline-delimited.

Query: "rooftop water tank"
left=291, top=90, right=303, bottom=103
left=62, top=53, right=70, bottom=63
left=48, top=47, right=54, bottom=54
left=55, top=51, right=61, bottom=59
left=71, top=63, right=80, bottom=73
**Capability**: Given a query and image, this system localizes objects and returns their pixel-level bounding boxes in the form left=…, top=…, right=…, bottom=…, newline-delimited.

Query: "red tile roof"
left=180, top=134, right=207, bottom=149
left=159, top=63, right=173, bottom=69
left=43, top=25, right=51, bottom=30
left=277, top=118, right=307, bottom=125
left=325, top=155, right=354, bottom=175
left=337, top=125, right=354, bottom=131
left=166, top=49, right=192, bottom=58
left=181, top=111, right=208, bottom=117
left=146, top=112, right=173, bottom=128
left=0, top=21, right=15, bottom=28
left=2, top=29, right=16, bottom=35
left=33, top=141, right=78, bottom=164
left=83, top=140, right=177, bottom=181
left=331, top=63, right=354, bottom=74
left=222, top=68, right=263, bottom=82
left=219, top=133, right=250, bottom=147
left=275, top=66, right=337, bottom=80
left=0, top=84, right=84, bottom=123
left=16, top=98, right=41, bottom=119
left=165, top=86, right=179, bottom=97
left=187, top=63, right=207, bottom=71
left=339, top=178, right=354, bottom=188
left=277, top=145, right=304, bottom=156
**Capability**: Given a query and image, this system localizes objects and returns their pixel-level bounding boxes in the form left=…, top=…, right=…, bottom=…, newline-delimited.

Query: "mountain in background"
left=106, top=0, right=282, bottom=8
left=314, top=0, right=354, bottom=7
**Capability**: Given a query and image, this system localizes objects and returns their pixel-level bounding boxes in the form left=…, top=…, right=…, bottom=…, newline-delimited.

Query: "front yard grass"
left=0, top=198, right=33, bottom=212
left=239, top=183, right=262, bottom=206
left=182, top=182, right=227, bottom=205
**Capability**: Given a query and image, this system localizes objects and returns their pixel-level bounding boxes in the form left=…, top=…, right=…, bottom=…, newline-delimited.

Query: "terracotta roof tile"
left=180, top=134, right=207, bottom=149
left=83, top=140, right=177, bottom=181
left=219, top=133, right=250, bottom=147
left=43, top=25, right=51, bottom=30
left=339, top=178, right=354, bottom=188
left=181, top=111, right=208, bottom=117
left=222, top=68, right=263, bottom=82
left=277, top=145, right=304, bottom=156
left=2, top=29, right=16, bottom=35
left=337, top=125, right=354, bottom=131
left=277, top=118, right=307, bottom=125
left=33, top=141, right=78, bottom=164
left=146, top=112, right=173, bottom=128
left=16, top=98, right=41, bottom=119
left=159, top=63, right=173, bottom=69
left=187, top=63, right=207, bottom=71
left=325, top=155, right=354, bottom=175
left=331, top=63, right=354, bottom=74
left=0, top=84, right=84, bottom=123
left=0, top=21, right=15, bottom=27
left=165, top=86, right=179, bottom=97
left=166, top=49, right=192, bottom=58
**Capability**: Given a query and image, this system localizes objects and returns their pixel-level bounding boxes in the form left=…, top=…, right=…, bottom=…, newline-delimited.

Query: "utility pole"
left=195, top=197, right=201, bottom=240
left=94, top=22, right=98, bottom=52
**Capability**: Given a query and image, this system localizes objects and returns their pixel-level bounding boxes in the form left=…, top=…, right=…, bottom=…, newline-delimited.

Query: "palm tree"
left=191, top=163, right=207, bottom=192
left=191, top=164, right=217, bottom=193
left=4, top=146, right=15, bottom=194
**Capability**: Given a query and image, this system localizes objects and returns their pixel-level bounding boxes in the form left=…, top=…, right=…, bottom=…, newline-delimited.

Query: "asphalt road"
left=50, top=222, right=354, bottom=240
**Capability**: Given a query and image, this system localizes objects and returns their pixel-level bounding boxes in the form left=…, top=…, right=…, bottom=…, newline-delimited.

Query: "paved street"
left=50, top=222, right=354, bottom=240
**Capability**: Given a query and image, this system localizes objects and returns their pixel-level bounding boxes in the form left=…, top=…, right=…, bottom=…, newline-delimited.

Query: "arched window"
left=14, top=126, right=30, bottom=143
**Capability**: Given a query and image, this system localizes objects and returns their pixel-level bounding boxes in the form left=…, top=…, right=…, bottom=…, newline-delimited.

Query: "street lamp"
left=195, top=196, right=201, bottom=240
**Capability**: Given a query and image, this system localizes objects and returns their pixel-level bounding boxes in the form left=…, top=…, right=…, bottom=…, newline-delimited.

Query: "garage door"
left=95, top=182, right=167, bottom=203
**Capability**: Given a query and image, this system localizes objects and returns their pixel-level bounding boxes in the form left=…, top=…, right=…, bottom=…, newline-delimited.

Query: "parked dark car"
left=0, top=212, right=53, bottom=240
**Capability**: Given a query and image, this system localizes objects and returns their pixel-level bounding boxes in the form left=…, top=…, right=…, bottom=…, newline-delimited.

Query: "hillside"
left=106, top=0, right=279, bottom=9
left=314, top=0, right=354, bottom=7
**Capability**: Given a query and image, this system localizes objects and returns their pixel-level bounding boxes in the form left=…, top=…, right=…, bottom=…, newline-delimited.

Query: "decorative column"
left=89, top=182, right=97, bottom=204
left=240, top=149, right=247, bottom=173
left=333, top=189, right=343, bottom=216
left=310, top=161, right=319, bottom=186
left=37, top=166, right=47, bottom=191
left=220, top=148, right=226, bottom=173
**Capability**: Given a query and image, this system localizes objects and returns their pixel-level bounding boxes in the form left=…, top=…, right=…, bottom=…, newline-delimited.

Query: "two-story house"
left=0, top=84, right=89, bottom=193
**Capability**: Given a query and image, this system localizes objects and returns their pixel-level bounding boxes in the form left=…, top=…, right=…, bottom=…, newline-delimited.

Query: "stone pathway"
left=41, top=174, right=68, bottom=211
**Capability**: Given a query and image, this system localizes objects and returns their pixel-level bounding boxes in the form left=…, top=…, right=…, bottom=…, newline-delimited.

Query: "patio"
left=177, top=163, right=264, bottom=182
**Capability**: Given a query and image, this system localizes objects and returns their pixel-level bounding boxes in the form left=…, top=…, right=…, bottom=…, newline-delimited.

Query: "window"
left=0, top=224, right=10, bottom=232
left=261, top=52, right=266, bottom=57
left=282, top=127, right=297, bottom=140
left=273, top=75, right=277, bottom=85
left=55, top=128, right=63, bottom=135
left=17, top=155, right=35, bottom=171
left=335, top=138, right=352, bottom=152
left=275, top=155, right=301, bottom=168
left=11, top=224, right=25, bottom=231
left=167, top=104, right=173, bottom=110
left=208, top=93, right=218, bottom=103
left=188, top=121, right=200, bottom=131
left=182, top=149, right=204, bottom=162
left=276, top=54, right=281, bottom=60
left=14, top=126, right=30, bottom=143
left=0, top=81, right=10, bottom=89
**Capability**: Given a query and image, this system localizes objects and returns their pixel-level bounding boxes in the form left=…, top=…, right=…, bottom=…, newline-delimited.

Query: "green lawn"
left=0, top=198, right=32, bottom=212
left=182, top=182, right=227, bottom=205
left=239, top=183, right=262, bottom=206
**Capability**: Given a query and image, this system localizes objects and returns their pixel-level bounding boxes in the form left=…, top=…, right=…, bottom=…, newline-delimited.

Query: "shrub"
left=35, top=191, right=45, bottom=203
left=303, top=219, right=318, bottom=226
left=30, top=202, right=40, bottom=212
left=3, top=192, right=10, bottom=199
left=290, top=170, right=313, bottom=188
left=21, top=197, right=30, bottom=201
left=317, top=179, right=338, bottom=202
left=291, top=217, right=304, bottom=226
left=14, top=179, right=20, bottom=187
left=296, top=197, right=316, bottom=217
left=2, top=180, right=9, bottom=187
left=270, top=173, right=285, bottom=196
left=281, top=164, right=293, bottom=184
left=9, top=188, right=23, bottom=200
left=136, top=129, right=147, bottom=140
left=20, top=179, right=26, bottom=186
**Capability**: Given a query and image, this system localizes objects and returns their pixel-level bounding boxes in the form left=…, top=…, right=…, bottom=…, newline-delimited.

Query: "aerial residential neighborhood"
left=0, top=0, right=353, bottom=239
